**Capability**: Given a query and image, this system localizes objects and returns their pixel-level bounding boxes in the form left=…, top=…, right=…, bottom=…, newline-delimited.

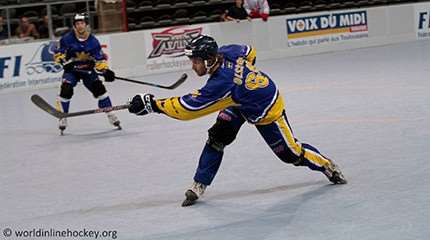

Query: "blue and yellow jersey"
left=218, top=44, right=256, bottom=65
left=54, top=31, right=108, bottom=71
left=155, top=45, right=284, bottom=125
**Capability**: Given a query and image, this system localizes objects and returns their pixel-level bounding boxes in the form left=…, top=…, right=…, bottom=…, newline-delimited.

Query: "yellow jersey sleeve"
left=155, top=94, right=239, bottom=121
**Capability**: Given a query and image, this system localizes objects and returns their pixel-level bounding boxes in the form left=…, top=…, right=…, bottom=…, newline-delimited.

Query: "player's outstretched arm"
left=128, top=92, right=238, bottom=120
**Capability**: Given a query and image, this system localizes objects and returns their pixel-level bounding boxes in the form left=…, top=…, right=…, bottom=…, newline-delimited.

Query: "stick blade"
left=31, top=94, right=64, bottom=119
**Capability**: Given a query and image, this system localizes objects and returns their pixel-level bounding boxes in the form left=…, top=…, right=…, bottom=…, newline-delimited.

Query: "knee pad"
left=207, top=119, right=238, bottom=152
left=88, top=80, right=107, bottom=98
left=59, top=82, right=74, bottom=99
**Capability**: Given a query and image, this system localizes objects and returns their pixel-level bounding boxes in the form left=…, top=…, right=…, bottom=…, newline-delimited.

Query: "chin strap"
left=204, top=57, right=219, bottom=75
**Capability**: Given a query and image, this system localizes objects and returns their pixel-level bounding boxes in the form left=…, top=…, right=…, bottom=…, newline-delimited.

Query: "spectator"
left=223, top=0, right=250, bottom=22
left=38, top=15, right=50, bottom=39
left=16, top=16, right=40, bottom=39
left=243, top=0, right=270, bottom=21
left=0, top=16, right=8, bottom=40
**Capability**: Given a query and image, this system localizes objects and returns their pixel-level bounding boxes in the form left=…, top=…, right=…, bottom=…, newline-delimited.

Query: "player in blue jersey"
left=53, top=13, right=120, bottom=134
left=128, top=35, right=347, bottom=207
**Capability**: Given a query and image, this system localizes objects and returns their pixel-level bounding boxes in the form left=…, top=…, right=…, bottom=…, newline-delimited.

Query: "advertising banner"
left=286, top=10, right=369, bottom=48
left=0, top=35, right=111, bottom=91
left=415, top=3, right=430, bottom=39
left=144, top=25, right=210, bottom=74
left=0, top=41, right=62, bottom=91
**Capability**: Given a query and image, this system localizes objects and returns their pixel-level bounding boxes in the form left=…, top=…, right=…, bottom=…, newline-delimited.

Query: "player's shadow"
left=61, top=128, right=143, bottom=140
left=29, top=180, right=329, bottom=221
left=208, top=180, right=327, bottom=201
left=148, top=182, right=337, bottom=240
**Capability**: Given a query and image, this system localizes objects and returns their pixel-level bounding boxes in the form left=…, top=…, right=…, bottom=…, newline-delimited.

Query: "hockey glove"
left=62, top=61, right=75, bottom=72
left=103, top=69, right=115, bottom=82
left=128, top=94, right=155, bottom=116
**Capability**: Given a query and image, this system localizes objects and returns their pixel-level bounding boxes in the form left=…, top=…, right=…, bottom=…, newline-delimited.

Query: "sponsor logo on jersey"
left=286, top=11, right=368, bottom=39
left=148, top=26, right=203, bottom=59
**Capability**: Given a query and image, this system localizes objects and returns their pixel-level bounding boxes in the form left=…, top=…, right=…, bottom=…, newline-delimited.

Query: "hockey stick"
left=75, top=69, right=188, bottom=90
left=112, top=73, right=187, bottom=90
left=31, top=94, right=130, bottom=119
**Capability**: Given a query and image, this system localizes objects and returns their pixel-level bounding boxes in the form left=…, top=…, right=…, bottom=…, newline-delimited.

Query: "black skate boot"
left=323, top=160, right=347, bottom=184
left=181, top=181, right=206, bottom=207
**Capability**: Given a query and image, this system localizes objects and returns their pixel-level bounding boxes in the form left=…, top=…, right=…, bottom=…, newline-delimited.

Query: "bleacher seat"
left=173, top=0, right=190, bottom=8
left=155, top=0, right=171, bottom=9
left=208, top=9, right=223, bottom=22
left=157, top=14, right=173, bottom=27
left=137, top=1, right=152, bottom=12
left=126, top=0, right=137, bottom=12
left=140, top=16, right=155, bottom=29
left=173, top=8, right=189, bottom=25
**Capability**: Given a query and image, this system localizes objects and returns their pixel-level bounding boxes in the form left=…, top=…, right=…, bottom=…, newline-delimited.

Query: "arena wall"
left=1, top=2, right=429, bottom=92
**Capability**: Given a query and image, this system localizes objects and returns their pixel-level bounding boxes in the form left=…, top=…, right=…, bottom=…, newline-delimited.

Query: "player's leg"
left=82, top=72, right=121, bottom=128
left=56, top=72, right=78, bottom=132
left=182, top=107, right=246, bottom=207
left=256, top=111, right=347, bottom=184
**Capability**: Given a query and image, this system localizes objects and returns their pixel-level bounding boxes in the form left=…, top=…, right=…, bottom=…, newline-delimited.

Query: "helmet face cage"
left=185, top=35, right=218, bottom=61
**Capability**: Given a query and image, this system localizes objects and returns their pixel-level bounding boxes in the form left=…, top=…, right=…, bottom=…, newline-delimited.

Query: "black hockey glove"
left=62, top=61, right=74, bottom=72
left=103, top=69, right=115, bottom=82
left=128, top=94, right=156, bottom=116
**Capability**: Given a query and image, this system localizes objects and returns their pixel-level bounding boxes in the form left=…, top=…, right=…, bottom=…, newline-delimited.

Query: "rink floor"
left=1, top=40, right=429, bottom=240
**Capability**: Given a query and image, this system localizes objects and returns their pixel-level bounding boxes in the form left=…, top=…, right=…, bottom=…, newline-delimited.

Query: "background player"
left=128, top=35, right=347, bottom=207
left=54, top=13, right=119, bottom=134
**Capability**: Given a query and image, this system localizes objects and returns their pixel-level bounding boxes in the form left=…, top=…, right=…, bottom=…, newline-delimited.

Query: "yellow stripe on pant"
left=274, top=114, right=330, bottom=167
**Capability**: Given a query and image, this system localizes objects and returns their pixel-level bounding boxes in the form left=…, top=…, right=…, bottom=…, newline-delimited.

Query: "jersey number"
left=245, top=71, right=269, bottom=90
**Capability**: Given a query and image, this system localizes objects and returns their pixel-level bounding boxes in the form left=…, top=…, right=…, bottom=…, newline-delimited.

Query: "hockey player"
left=54, top=13, right=120, bottom=134
left=128, top=35, right=347, bottom=207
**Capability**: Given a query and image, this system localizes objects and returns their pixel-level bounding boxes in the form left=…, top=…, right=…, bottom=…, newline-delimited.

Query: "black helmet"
left=185, top=35, right=218, bottom=60
left=73, top=13, right=88, bottom=26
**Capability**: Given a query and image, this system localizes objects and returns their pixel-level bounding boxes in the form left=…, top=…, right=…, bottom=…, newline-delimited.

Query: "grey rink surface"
left=1, top=40, right=429, bottom=240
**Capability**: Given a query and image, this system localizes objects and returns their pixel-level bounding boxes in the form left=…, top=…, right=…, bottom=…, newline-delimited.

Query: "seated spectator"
left=244, top=0, right=270, bottom=21
left=16, top=16, right=40, bottom=39
left=223, top=0, right=250, bottom=22
left=0, top=16, right=8, bottom=40
left=38, top=15, right=50, bottom=39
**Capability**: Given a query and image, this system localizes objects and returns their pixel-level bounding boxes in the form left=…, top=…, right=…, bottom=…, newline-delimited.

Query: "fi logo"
left=416, top=7, right=430, bottom=38
left=0, top=55, right=22, bottom=79
left=26, top=41, right=62, bottom=75
left=418, top=11, right=430, bottom=30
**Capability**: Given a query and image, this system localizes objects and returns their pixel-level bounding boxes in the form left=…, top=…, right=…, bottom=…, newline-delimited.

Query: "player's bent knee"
left=88, top=80, right=107, bottom=98
left=59, top=83, right=74, bottom=99
left=207, top=119, right=238, bottom=151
